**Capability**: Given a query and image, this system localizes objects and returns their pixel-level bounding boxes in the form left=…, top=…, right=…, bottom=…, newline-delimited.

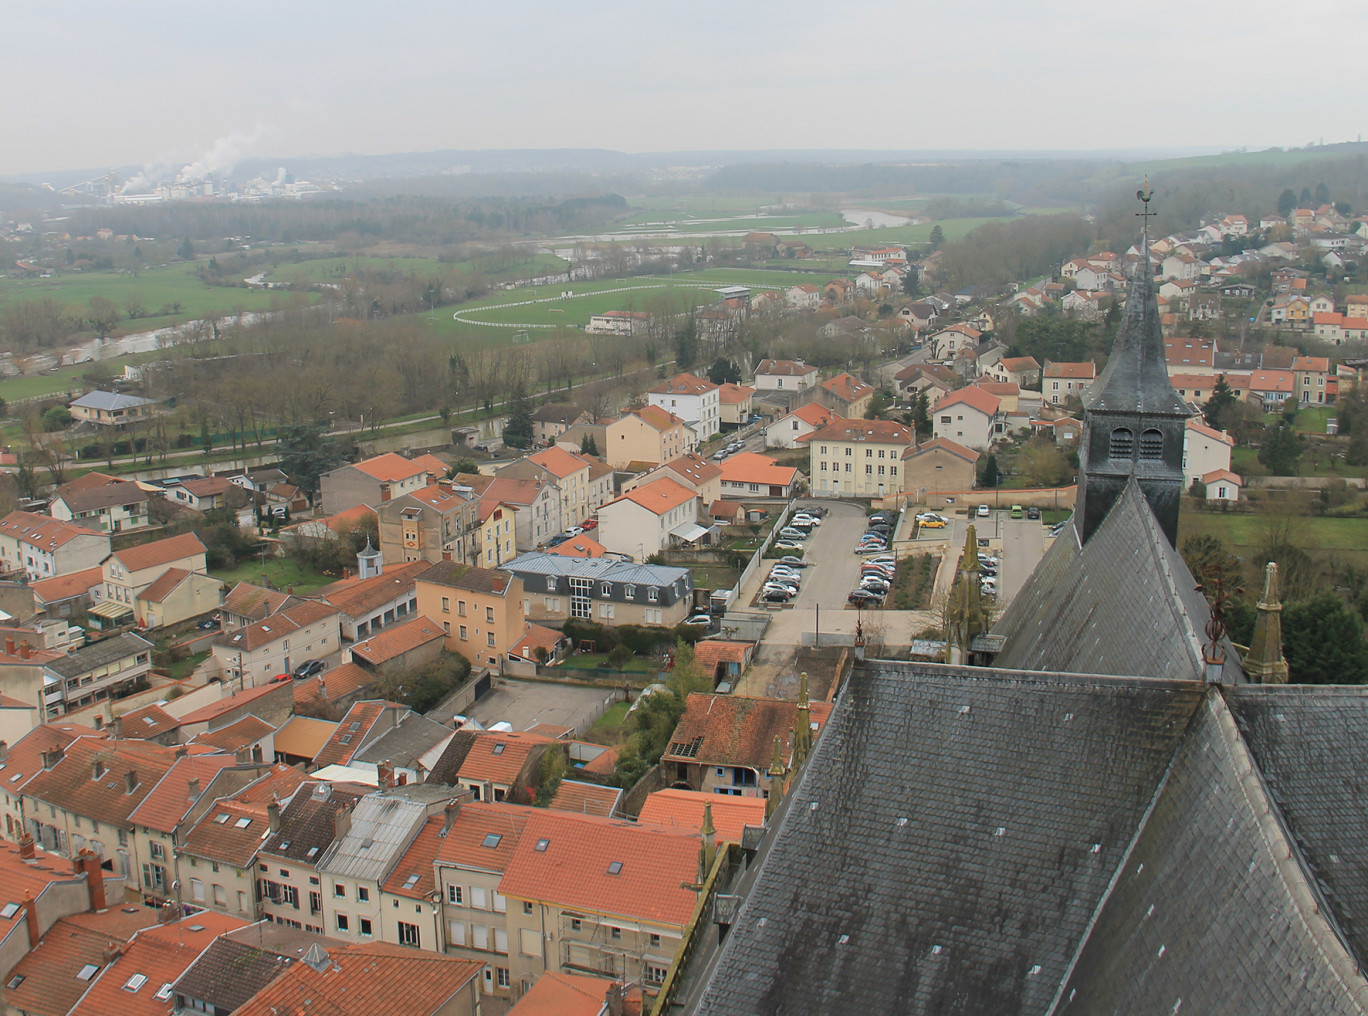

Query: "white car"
left=564, top=526, right=584, bottom=538
left=792, top=514, right=821, bottom=527
left=977, top=504, right=991, bottom=517
left=684, top=614, right=714, bottom=626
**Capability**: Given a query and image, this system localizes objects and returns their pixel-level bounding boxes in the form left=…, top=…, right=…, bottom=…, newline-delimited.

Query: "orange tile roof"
left=213, top=599, right=339, bottom=653
left=935, top=386, right=1000, bottom=415
left=499, top=810, right=701, bottom=926
left=526, top=445, right=590, bottom=479
left=29, top=567, right=103, bottom=604
left=179, top=476, right=235, bottom=498
left=649, top=372, right=719, bottom=397
left=663, top=452, right=722, bottom=486
left=67, top=912, right=247, bottom=1016
left=292, top=662, right=379, bottom=712
left=999, top=356, right=1040, bottom=372
left=605, top=476, right=697, bottom=517
left=480, top=475, right=548, bottom=509
left=1185, top=417, right=1234, bottom=446
left=808, top=418, right=914, bottom=445
left=0, top=722, right=103, bottom=795
left=272, top=715, right=339, bottom=759
left=629, top=405, right=686, bottom=432
left=434, top=800, right=536, bottom=874
left=458, top=731, right=552, bottom=787
left=381, top=814, right=445, bottom=899
left=0, top=511, right=104, bottom=550
left=1201, top=468, right=1243, bottom=486
left=350, top=452, right=440, bottom=483
left=578, top=744, right=618, bottom=777
left=1292, top=355, right=1331, bottom=372
left=135, top=567, right=193, bottom=604
left=221, top=582, right=299, bottom=623
left=691, top=640, right=752, bottom=675
left=755, top=359, right=817, bottom=377
left=717, top=382, right=755, bottom=405
left=349, top=615, right=445, bottom=667
left=974, top=381, right=1020, bottom=397
left=128, top=753, right=243, bottom=833
left=183, top=768, right=309, bottom=866
left=116, top=703, right=180, bottom=739
left=785, top=402, right=835, bottom=428
left=662, top=693, right=834, bottom=771
left=282, top=502, right=378, bottom=535
left=508, top=971, right=619, bottom=1016
left=175, top=682, right=287, bottom=726
left=110, top=532, right=206, bottom=573
left=314, top=702, right=391, bottom=768
left=547, top=535, right=606, bottom=558
left=637, top=787, right=767, bottom=843
left=820, top=372, right=874, bottom=403
left=233, top=762, right=308, bottom=806
left=1042, top=361, right=1097, bottom=379
left=509, top=623, right=568, bottom=661
left=718, top=452, right=799, bottom=488
left=190, top=714, right=276, bottom=752
left=907, top=437, right=979, bottom=464
left=1249, top=369, right=1295, bottom=393
left=5, top=908, right=162, bottom=1016
left=234, top=943, right=483, bottom=1016
left=314, top=561, right=433, bottom=619
left=548, top=780, right=621, bottom=818
left=22, top=736, right=181, bottom=826
left=0, top=838, right=89, bottom=944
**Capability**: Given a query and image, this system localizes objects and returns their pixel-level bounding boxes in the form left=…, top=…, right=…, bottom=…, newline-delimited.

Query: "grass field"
left=261, top=250, right=568, bottom=285
left=1179, top=510, right=1368, bottom=569
left=210, top=556, right=334, bottom=595
left=0, top=347, right=173, bottom=403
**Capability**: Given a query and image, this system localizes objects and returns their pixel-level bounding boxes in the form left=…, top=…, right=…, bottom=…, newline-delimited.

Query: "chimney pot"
left=18, top=834, right=35, bottom=860
left=5, top=637, right=15, bottom=655
left=318, top=678, right=327, bottom=700
left=18, top=642, right=31, bottom=660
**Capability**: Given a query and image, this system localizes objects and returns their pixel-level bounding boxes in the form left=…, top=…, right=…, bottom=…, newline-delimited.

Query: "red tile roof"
left=629, top=405, right=686, bottom=432
left=282, top=503, right=377, bottom=535
left=526, top=445, right=591, bottom=479
left=662, top=452, right=722, bottom=487
left=1185, top=417, right=1235, bottom=446
left=312, top=561, right=432, bottom=619
left=907, top=437, right=980, bottom=464
left=820, top=372, right=874, bottom=403
left=0, top=512, right=104, bottom=550
left=717, top=382, right=755, bottom=405
left=434, top=801, right=536, bottom=874
left=1042, top=361, right=1097, bottom=379
left=807, top=418, right=914, bottom=445
left=233, top=943, right=483, bottom=1016
left=508, top=623, right=568, bottom=662
left=755, top=359, right=817, bottom=377
left=662, top=693, right=833, bottom=771
left=0, top=722, right=103, bottom=795
left=116, top=703, right=180, bottom=739
left=135, top=567, right=193, bottom=604
left=381, top=814, right=445, bottom=900
left=547, top=535, right=606, bottom=558
left=548, top=779, right=621, bottom=818
left=691, top=640, right=752, bottom=676
left=271, top=716, right=339, bottom=760
left=499, top=810, right=702, bottom=926
left=314, top=702, right=392, bottom=768
left=999, top=356, right=1040, bottom=372
left=128, top=753, right=243, bottom=833
left=189, top=714, right=276, bottom=752
left=349, top=615, right=445, bottom=667
left=221, top=582, right=298, bottom=623
left=350, top=452, right=440, bottom=483
left=0, top=838, right=89, bottom=944
left=67, top=912, right=247, bottom=1016
left=22, top=736, right=181, bottom=826
left=717, top=453, right=799, bottom=488
left=28, top=567, right=103, bottom=605
left=637, top=787, right=767, bottom=843
left=649, top=372, right=719, bottom=397
left=457, top=731, right=552, bottom=788
left=604, top=477, right=696, bottom=517
left=175, top=682, right=289, bottom=726
left=935, top=386, right=1001, bottom=416
left=292, top=662, right=378, bottom=712
left=183, top=766, right=309, bottom=866
left=110, top=533, right=206, bottom=573
left=507, top=971, right=619, bottom=1016
left=5, top=907, right=162, bottom=1016
left=179, top=476, right=235, bottom=498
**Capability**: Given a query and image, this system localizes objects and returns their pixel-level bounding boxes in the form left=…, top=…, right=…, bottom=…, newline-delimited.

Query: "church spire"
left=946, top=524, right=987, bottom=665
left=1074, top=188, right=1191, bottom=547
left=793, top=672, right=812, bottom=763
left=1243, top=562, right=1290, bottom=684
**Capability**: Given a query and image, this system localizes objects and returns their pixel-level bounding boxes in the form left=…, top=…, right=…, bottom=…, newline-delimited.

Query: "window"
left=610, top=926, right=622, bottom=940
left=624, top=584, right=635, bottom=599
left=570, top=917, right=583, bottom=931
left=487, top=632, right=496, bottom=647
left=865, top=465, right=872, bottom=474
left=357, top=886, right=369, bottom=902
left=447, top=884, right=463, bottom=905
left=1109, top=427, right=1134, bottom=459
left=334, top=883, right=346, bottom=898
left=648, top=587, right=659, bottom=602
left=441, top=597, right=450, bottom=613
left=650, top=932, right=661, bottom=947
left=190, top=878, right=204, bottom=902
left=449, top=920, right=466, bottom=946
left=485, top=606, right=495, bottom=622
left=495, top=928, right=509, bottom=954
left=492, top=891, right=506, bottom=913
left=472, top=924, right=490, bottom=950
left=213, top=884, right=226, bottom=907
left=359, top=917, right=372, bottom=936
left=443, top=621, right=450, bottom=635
left=523, top=901, right=534, bottom=915
left=519, top=928, right=540, bottom=956
left=470, top=886, right=489, bottom=910
left=645, top=963, right=669, bottom=985
left=459, top=625, right=468, bottom=640
left=397, top=922, right=420, bottom=947
left=336, top=912, right=349, bottom=932
left=497, top=967, right=511, bottom=989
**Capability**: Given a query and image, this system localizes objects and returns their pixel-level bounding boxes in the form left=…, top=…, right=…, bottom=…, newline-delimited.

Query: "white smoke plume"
left=119, top=124, right=271, bottom=193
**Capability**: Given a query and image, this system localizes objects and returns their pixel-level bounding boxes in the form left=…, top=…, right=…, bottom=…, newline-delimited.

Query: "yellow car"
left=919, top=518, right=946, bottom=529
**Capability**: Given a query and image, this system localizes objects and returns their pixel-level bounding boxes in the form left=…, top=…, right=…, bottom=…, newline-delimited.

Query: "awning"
left=87, top=600, right=133, bottom=620
left=670, top=522, right=711, bottom=544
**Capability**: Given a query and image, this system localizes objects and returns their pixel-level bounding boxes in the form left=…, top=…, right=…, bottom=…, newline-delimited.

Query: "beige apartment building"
left=415, top=561, right=525, bottom=669
left=599, top=407, right=696, bottom=469
left=377, top=482, right=481, bottom=566
left=808, top=418, right=917, bottom=498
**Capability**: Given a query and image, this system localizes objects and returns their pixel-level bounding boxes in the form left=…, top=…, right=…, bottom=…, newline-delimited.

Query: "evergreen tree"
left=1282, top=592, right=1368, bottom=684
left=706, top=358, right=741, bottom=385
left=1277, top=188, right=1296, bottom=216
left=979, top=453, right=1003, bottom=489
left=580, top=433, right=599, bottom=457
left=502, top=384, right=535, bottom=449
left=912, top=391, right=932, bottom=438
left=277, top=423, right=344, bottom=500
left=1203, top=375, right=1237, bottom=430
left=1258, top=420, right=1304, bottom=476
left=674, top=317, right=699, bottom=371
left=1299, top=186, right=1313, bottom=207
left=929, top=225, right=945, bottom=248
left=1314, top=182, right=1331, bottom=206
left=178, top=236, right=195, bottom=260
left=903, top=272, right=922, bottom=297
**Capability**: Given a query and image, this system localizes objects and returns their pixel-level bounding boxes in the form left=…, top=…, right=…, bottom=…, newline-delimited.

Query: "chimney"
left=41, top=748, right=63, bottom=770
left=378, top=761, right=395, bottom=790
left=92, top=760, right=106, bottom=781
left=235, top=746, right=251, bottom=764
left=441, top=797, right=463, bottom=835
left=267, top=797, right=281, bottom=834
left=18, top=642, right=30, bottom=660
left=18, top=833, right=35, bottom=860
left=4, top=637, right=15, bottom=655
left=700, top=801, right=717, bottom=877
left=124, top=770, right=139, bottom=793
left=111, top=715, right=122, bottom=740
left=318, top=679, right=328, bottom=700
left=605, top=982, right=626, bottom=1016
left=78, top=849, right=107, bottom=910
left=21, top=891, right=38, bottom=946
left=187, top=778, right=201, bottom=801
left=100, top=940, right=122, bottom=964
left=342, top=568, right=350, bottom=581
left=332, top=806, right=351, bottom=843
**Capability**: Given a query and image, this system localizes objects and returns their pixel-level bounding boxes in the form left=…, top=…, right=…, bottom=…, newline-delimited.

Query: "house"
left=717, top=452, right=801, bottom=499
left=598, top=407, right=696, bottom=469
left=661, top=691, right=832, bottom=800
left=647, top=373, right=722, bottom=441
left=0, top=721, right=103, bottom=840
left=784, top=283, right=821, bottom=310
left=1268, top=295, right=1310, bottom=326
left=349, top=615, right=446, bottom=675
left=897, top=302, right=939, bottom=331
left=1165, top=337, right=1217, bottom=374
left=314, top=560, right=430, bottom=642
left=67, top=390, right=156, bottom=428
left=458, top=474, right=563, bottom=551
left=764, top=402, right=835, bottom=450
left=414, top=561, right=525, bottom=670
left=169, top=476, right=240, bottom=512
left=478, top=500, right=519, bottom=568
left=254, top=780, right=363, bottom=932
left=1200, top=468, right=1243, bottom=501
left=597, top=477, right=704, bottom=559
left=901, top=437, right=980, bottom=497
left=1160, top=253, right=1202, bottom=281
left=377, top=481, right=480, bottom=567
left=752, top=359, right=818, bottom=392
left=97, top=532, right=207, bottom=630
left=532, top=403, right=592, bottom=444
left=499, top=446, right=610, bottom=526
left=134, top=567, right=222, bottom=630
left=499, top=809, right=701, bottom=993
left=716, top=382, right=756, bottom=427
left=506, top=971, right=627, bottom=1015
left=817, top=373, right=875, bottom=419
left=932, top=386, right=1002, bottom=449
left=28, top=567, right=104, bottom=623
left=823, top=279, right=853, bottom=303
left=1292, top=355, right=1331, bottom=404
left=1042, top=361, right=1098, bottom=404
left=585, top=309, right=652, bottom=335
left=428, top=730, right=553, bottom=806
left=807, top=419, right=915, bottom=499
left=623, top=453, right=723, bottom=507
left=220, top=582, right=303, bottom=630
left=320, top=452, right=448, bottom=516
left=210, top=600, right=342, bottom=688
left=0, top=513, right=109, bottom=582
left=48, top=480, right=151, bottom=534
left=637, top=788, right=767, bottom=844
left=990, top=355, right=1041, bottom=389
left=691, top=640, right=755, bottom=688
left=502, top=553, right=695, bottom=628
left=1247, top=369, right=1296, bottom=409
left=929, top=324, right=983, bottom=361
left=546, top=534, right=606, bottom=559
left=507, top=622, right=570, bottom=666
left=1182, top=418, right=1235, bottom=489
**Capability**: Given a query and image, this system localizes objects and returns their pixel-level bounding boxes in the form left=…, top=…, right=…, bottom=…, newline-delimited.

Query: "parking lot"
left=927, top=507, right=1051, bottom=606
left=463, top=678, right=621, bottom=737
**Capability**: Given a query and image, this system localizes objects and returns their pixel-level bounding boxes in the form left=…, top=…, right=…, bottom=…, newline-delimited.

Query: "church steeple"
left=1074, top=185, right=1190, bottom=547
left=1243, top=562, right=1290, bottom=684
left=946, top=524, right=987, bottom=664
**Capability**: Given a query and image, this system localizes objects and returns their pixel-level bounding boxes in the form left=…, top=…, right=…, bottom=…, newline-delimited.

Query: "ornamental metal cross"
left=1136, top=178, right=1156, bottom=239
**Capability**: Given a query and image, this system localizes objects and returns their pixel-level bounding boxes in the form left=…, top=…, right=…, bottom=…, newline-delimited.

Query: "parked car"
left=293, top=659, right=326, bottom=680
left=564, top=526, right=584, bottom=538
left=763, top=589, right=793, bottom=603
left=581, top=519, right=598, bottom=530
left=778, top=556, right=808, bottom=568
left=770, top=568, right=802, bottom=582
left=774, top=540, right=804, bottom=551
left=977, top=504, right=991, bottom=517
left=1026, top=506, right=1041, bottom=520
left=547, top=535, right=569, bottom=547
left=848, top=589, right=883, bottom=605
left=728, top=441, right=744, bottom=453
left=196, top=617, right=219, bottom=630
left=712, top=450, right=728, bottom=461
left=684, top=614, right=714, bottom=627
left=777, top=527, right=808, bottom=541
left=919, top=518, right=946, bottom=529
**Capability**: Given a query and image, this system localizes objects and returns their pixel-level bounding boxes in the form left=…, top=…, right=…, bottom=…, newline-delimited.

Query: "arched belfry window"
left=1139, top=428, right=1163, bottom=460
left=1109, top=427, right=1133, bottom=459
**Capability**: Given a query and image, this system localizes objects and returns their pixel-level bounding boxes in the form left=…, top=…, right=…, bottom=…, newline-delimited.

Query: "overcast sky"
left=4, top=0, right=1364, bottom=178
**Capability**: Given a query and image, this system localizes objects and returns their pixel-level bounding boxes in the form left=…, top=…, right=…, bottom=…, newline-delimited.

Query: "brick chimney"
left=41, top=747, right=63, bottom=770
left=332, top=806, right=351, bottom=842
left=21, top=890, right=39, bottom=946
left=125, top=770, right=139, bottom=793
left=18, top=833, right=35, bottom=859
left=267, top=797, right=281, bottom=834
left=187, top=778, right=201, bottom=801
left=605, top=982, right=626, bottom=1016
left=18, top=642, right=31, bottom=660
left=100, top=940, right=122, bottom=964
left=318, top=678, right=328, bottom=700
left=441, top=797, right=463, bottom=835
left=4, top=636, right=15, bottom=656
left=77, top=850, right=107, bottom=910
left=377, top=761, right=395, bottom=790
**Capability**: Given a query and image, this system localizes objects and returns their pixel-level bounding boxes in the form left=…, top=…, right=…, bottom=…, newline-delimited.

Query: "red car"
left=581, top=519, right=598, bottom=530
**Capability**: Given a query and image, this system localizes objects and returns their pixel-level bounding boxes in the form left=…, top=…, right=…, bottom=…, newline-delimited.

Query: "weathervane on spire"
left=1136, top=177, right=1155, bottom=243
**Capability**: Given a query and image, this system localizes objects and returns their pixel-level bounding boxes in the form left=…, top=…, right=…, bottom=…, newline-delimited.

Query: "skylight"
left=7, top=975, right=23, bottom=990
left=491, top=744, right=505, bottom=755
left=482, top=833, right=502, bottom=848
left=279, top=841, right=292, bottom=851
left=0, top=903, right=17, bottom=919
left=155, top=984, right=174, bottom=1001
left=606, top=861, right=623, bottom=875
left=76, top=964, right=99, bottom=981
left=234, top=817, right=252, bottom=829
left=403, top=874, right=420, bottom=888
left=306, top=847, right=319, bottom=858
left=534, top=838, right=549, bottom=852
left=214, top=813, right=231, bottom=824
left=124, top=973, right=147, bottom=992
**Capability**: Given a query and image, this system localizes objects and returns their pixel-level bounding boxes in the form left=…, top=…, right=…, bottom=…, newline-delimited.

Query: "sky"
left=3, top=0, right=1365, bottom=179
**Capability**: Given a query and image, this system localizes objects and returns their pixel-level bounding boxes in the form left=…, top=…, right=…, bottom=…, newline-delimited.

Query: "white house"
left=784, top=284, right=821, bottom=310
left=595, top=477, right=703, bottom=561
left=1201, top=468, right=1242, bottom=501
left=752, top=359, right=818, bottom=392
left=764, top=402, right=837, bottom=450
left=932, top=387, right=1001, bottom=449
left=648, top=373, right=722, bottom=441
left=1182, top=417, right=1234, bottom=488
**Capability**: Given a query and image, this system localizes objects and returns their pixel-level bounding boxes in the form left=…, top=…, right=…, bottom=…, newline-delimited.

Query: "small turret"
left=357, top=538, right=383, bottom=579
left=946, top=525, right=987, bottom=665
left=1243, top=562, right=1290, bottom=684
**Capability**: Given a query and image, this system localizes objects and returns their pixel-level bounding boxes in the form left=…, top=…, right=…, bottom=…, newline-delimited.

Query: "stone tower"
left=1075, top=195, right=1190, bottom=547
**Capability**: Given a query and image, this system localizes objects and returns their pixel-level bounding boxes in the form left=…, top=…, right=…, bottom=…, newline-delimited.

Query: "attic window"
left=142, top=717, right=155, bottom=726
left=214, top=813, right=231, bottom=824
left=279, top=841, right=292, bottom=851
left=0, top=903, right=17, bottom=919
left=261, top=626, right=271, bottom=633
left=482, top=833, right=502, bottom=848
left=306, top=847, right=319, bottom=859
left=606, top=861, right=623, bottom=875
left=234, top=817, right=252, bottom=829
left=124, top=974, right=147, bottom=992
left=7, top=975, right=23, bottom=990
left=534, top=838, right=549, bottom=852
left=491, top=744, right=505, bottom=755
left=154, top=984, right=173, bottom=1001
left=76, top=964, right=99, bottom=981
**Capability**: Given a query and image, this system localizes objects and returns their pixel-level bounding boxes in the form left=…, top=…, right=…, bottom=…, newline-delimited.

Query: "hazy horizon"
left=5, top=0, right=1364, bottom=179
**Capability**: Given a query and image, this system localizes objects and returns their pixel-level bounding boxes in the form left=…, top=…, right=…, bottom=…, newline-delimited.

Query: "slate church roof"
left=990, top=479, right=1243, bottom=684
left=687, top=662, right=1368, bottom=1016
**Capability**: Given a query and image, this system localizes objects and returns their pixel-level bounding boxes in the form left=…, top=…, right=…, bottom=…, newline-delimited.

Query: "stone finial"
left=1244, top=562, right=1289, bottom=684
left=794, top=673, right=812, bottom=763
